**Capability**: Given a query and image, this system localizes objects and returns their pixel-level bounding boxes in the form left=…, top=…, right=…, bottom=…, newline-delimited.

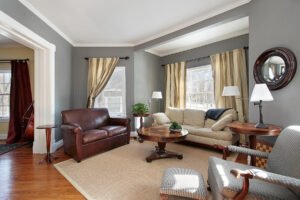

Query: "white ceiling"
left=20, top=0, right=251, bottom=47
left=146, top=17, right=249, bottom=56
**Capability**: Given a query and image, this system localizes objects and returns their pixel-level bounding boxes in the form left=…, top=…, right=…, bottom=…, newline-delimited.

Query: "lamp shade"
left=152, top=91, right=162, bottom=99
left=250, top=84, right=273, bottom=102
left=222, top=86, right=240, bottom=96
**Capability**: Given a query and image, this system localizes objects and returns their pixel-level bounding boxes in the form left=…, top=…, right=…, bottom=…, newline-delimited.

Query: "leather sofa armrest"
left=108, top=117, right=131, bottom=127
left=61, top=123, right=82, bottom=133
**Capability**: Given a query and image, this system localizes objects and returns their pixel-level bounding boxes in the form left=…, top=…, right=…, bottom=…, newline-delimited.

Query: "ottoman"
left=160, top=168, right=207, bottom=200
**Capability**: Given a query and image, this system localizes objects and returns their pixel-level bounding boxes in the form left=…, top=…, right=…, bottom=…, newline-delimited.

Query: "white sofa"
left=152, top=107, right=240, bottom=149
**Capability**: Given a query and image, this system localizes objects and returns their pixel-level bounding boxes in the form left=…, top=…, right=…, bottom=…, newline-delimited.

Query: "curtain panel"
left=7, top=61, right=33, bottom=143
left=210, top=48, right=248, bottom=122
left=165, top=61, right=186, bottom=110
left=86, top=57, right=119, bottom=108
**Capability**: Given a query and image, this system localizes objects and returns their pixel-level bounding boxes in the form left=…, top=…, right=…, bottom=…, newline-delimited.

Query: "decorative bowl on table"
left=169, top=122, right=182, bottom=134
left=169, top=128, right=182, bottom=133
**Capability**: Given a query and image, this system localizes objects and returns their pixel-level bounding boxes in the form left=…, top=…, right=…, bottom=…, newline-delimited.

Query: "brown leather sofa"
left=61, top=108, right=131, bottom=162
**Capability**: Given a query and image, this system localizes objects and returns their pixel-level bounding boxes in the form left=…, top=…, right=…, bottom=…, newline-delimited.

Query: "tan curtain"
left=210, top=48, right=248, bottom=122
left=165, top=61, right=186, bottom=110
left=87, top=57, right=119, bottom=108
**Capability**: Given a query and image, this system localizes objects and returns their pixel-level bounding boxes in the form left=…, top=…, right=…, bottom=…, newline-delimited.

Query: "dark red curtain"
left=6, top=60, right=33, bottom=144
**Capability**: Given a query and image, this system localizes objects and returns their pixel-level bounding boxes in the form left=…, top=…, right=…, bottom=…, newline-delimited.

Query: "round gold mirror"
left=253, top=47, right=297, bottom=90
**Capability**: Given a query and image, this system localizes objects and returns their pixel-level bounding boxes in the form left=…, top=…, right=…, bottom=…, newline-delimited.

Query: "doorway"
left=0, top=11, right=56, bottom=154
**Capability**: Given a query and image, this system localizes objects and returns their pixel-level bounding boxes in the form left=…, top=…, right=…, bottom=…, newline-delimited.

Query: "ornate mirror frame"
left=253, top=47, right=297, bottom=90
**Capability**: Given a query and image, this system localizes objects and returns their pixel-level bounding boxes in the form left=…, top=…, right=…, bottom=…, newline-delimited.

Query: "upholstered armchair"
left=61, top=108, right=131, bottom=162
left=208, top=126, right=300, bottom=200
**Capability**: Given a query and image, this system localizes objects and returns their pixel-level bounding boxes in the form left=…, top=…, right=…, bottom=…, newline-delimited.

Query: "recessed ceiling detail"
left=20, top=0, right=251, bottom=47
left=146, top=17, right=249, bottom=56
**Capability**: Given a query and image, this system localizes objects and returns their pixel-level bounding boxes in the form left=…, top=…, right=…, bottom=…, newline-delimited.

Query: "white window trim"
left=0, top=69, right=11, bottom=119
left=186, top=64, right=215, bottom=111
left=95, top=66, right=126, bottom=117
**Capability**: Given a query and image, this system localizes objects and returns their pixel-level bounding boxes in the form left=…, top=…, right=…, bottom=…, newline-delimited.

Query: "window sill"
left=0, top=118, right=9, bottom=123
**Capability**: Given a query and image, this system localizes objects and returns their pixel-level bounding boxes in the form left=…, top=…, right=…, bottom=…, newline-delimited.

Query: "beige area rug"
left=55, top=141, right=237, bottom=200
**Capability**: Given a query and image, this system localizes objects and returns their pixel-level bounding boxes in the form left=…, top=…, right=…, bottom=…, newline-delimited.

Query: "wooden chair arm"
left=230, top=169, right=254, bottom=200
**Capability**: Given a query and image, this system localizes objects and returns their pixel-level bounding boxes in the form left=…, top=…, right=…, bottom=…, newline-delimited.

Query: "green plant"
left=132, top=103, right=149, bottom=115
left=169, top=122, right=182, bottom=130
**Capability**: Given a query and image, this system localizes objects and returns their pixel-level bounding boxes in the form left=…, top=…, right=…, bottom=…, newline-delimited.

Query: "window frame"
left=94, top=66, right=127, bottom=117
left=185, top=64, right=215, bottom=111
left=0, top=69, right=11, bottom=121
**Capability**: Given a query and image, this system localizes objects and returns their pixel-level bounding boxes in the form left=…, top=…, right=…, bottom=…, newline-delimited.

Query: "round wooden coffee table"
left=137, top=126, right=188, bottom=162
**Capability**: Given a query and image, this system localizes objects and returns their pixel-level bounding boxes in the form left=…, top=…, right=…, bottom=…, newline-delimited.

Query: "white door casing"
left=0, top=11, right=56, bottom=153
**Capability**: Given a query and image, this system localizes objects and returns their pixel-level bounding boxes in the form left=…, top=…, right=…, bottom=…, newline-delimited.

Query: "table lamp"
left=152, top=91, right=162, bottom=112
left=222, top=86, right=240, bottom=97
left=250, top=83, right=273, bottom=129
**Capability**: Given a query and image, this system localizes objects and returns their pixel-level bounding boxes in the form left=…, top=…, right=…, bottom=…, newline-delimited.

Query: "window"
left=0, top=70, right=11, bottom=118
left=94, top=67, right=126, bottom=117
left=186, top=65, right=215, bottom=110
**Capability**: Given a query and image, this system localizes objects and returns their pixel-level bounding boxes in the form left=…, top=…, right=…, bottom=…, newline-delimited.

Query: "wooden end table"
left=36, top=124, right=57, bottom=164
left=227, top=122, right=281, bottom=166
left=137, top=126, right=188, bottom=162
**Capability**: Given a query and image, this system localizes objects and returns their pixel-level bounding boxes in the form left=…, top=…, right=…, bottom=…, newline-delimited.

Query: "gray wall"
left=134, top=51, right=162, bottom=126
left=162, top=34, right=249, bottom=67
left=0, top=0, right=73, bottom=141
left=71, top=47, right=135, bottom=120
left=248, top=0, right=300, bottom=129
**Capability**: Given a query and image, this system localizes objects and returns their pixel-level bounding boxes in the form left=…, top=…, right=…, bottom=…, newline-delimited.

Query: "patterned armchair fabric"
left=208, top=126, right=300, bottom=200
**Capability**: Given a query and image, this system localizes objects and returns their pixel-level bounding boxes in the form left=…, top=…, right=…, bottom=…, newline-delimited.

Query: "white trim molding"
left=52, top=139, right=63, bottom=153
left=18, top=0, right=74, bottom=45
left=0, top=11, right=56, bottom=154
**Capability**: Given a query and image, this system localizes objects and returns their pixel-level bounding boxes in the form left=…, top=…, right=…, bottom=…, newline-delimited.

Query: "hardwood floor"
left=0, top=143, right=84, bottom=200
left=0, top=140, right=248, bottom=200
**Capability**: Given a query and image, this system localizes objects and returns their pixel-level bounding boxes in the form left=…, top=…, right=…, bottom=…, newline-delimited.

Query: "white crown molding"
left=134, top=0, right=251, bottom=46
left=73, top=43, right=134, bottom=47
left=18, top=0, right=75, bottom=45
left=144, top=49, right=162, bottom=57
left=148, top=29, right=249, bottom=57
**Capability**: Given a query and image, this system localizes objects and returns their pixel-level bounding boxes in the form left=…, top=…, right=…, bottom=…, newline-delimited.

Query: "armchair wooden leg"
left=223, top=146, right=229, bottom=160
left=207, top=180, right=211, bottom=191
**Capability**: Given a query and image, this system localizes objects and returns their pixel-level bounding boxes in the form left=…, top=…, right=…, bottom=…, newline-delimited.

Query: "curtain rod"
left=0, top=58, right=29, bottom=63
left=161, top=46, right=248, bottom=67
left=84, top=56, right=129, bottom=60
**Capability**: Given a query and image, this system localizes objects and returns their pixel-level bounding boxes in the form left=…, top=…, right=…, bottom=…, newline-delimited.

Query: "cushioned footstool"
left=160, top=168, right=207, bottom=200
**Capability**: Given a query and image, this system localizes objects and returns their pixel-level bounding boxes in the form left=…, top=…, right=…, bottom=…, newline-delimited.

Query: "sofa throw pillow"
left=211, top=114, right=233, bottom=131
left=183, top=109, right=206, bottom=127
left=204, top=118, right=216, bottom=128
left=166, top=107, right=184, bottom=124
left=152, top=113, right=171, bottom=125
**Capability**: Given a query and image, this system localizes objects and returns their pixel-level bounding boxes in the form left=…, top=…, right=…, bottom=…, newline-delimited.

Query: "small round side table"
left=36, top=124, right=57, bottom=164
left=227, top=122, right=281, bottom=166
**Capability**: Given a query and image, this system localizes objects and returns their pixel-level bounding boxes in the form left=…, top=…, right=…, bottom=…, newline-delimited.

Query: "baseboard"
left=0, top=133, right=7, bottom=140
left=130, top=131, right=137, bottom=138
left=52, top=139, right=63, bottom=153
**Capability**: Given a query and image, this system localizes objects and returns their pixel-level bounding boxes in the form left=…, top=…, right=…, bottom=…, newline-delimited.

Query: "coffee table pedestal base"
left=146, top=142, right=183, bottom=163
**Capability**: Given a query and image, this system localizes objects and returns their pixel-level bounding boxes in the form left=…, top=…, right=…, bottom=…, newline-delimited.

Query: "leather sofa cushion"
left=183, top=109, right=205, bottom=127
left=166, top=107, right=184, bottom=124
left=62, top=108, right=109, bottom=131
left=100, top=126, right=127, bottom=137
left=82, top=129, right=108, bottom=144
